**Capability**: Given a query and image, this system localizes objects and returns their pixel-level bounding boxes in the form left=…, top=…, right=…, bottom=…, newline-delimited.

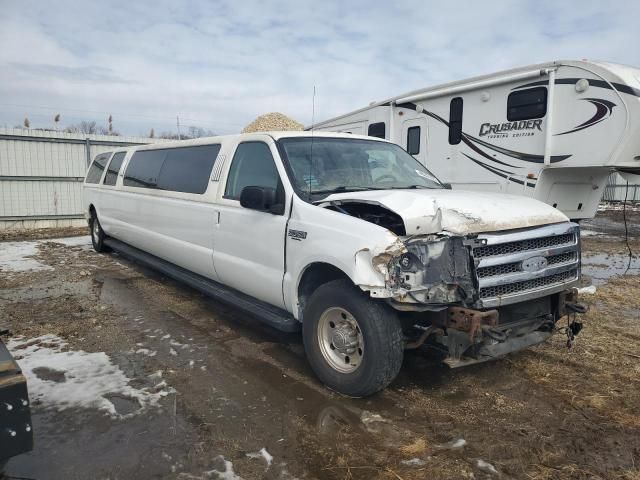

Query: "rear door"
left=213, top=140, right=289, bottom=308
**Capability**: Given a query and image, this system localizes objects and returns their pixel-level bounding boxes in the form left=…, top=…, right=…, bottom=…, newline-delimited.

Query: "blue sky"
left=1, top=0, right=639, bottom=136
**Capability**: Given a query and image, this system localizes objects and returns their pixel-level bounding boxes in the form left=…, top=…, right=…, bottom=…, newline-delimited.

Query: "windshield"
left=277, top=137, right=442, bottom=198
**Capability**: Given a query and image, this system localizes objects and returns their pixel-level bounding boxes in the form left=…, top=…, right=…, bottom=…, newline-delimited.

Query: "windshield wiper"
left=310, top=186, right=382, bottom=195
left=388, top=184, right=433, bottom=190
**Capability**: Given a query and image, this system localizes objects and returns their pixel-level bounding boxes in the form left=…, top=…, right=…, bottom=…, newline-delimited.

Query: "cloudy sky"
left=1, top=0, right=639, bottom=136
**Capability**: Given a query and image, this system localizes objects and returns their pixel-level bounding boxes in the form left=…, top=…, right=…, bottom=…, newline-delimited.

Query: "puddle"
left=582, top=252, right=640, bottom=285
left=32, top=366, right=67, bottom=383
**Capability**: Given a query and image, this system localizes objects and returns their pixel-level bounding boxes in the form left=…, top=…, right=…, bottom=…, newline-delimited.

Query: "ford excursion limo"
left=83, top=132, right=585, bottom=396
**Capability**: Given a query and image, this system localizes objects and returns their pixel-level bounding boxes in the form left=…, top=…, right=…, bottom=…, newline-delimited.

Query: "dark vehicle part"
left=415, top=290, right=587, bottom=367
left=303, top=279, right=404, bottom=397
left=103, top=238, right=300, bottom=332
left=324, top=201, right=406, bottom=236
left=0, top=337, right=33, bottom=469
left=89, top=209, right=109, bottom=253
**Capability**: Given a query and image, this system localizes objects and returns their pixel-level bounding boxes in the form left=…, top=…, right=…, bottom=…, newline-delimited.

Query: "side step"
left=104, top=238, right=301, bottom=333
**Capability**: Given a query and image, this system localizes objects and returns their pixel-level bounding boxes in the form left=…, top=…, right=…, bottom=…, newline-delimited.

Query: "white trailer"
left=311, top=60, right=640, bottom=219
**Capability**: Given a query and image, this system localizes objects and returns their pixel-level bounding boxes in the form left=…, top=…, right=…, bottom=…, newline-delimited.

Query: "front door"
left=213, top=141, right=289, bottom=309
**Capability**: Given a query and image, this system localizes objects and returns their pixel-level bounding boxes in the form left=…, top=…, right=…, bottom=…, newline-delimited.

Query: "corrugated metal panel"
left=0, top=128, right=166, bottom=226
left=603, top=172, right=640, bottom=203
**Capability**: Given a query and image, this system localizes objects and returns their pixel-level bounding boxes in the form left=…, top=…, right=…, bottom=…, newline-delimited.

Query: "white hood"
left=322, top=189, right=569, bottom=235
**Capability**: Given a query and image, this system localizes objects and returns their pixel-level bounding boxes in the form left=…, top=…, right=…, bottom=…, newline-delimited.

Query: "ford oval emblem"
left=521, top=256, right=548, bottom=273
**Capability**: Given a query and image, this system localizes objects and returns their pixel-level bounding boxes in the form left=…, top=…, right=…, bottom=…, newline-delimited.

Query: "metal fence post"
left=85, top=138, right=91, bottom=167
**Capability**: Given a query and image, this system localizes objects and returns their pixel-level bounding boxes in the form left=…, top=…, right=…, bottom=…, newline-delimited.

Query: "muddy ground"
left=1, top=210, right=639, bottom=480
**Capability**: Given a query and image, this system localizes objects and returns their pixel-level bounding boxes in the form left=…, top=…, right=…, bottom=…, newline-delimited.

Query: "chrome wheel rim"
left=92, top=219, right=100, bottom=241
left=317, top=307, right=364, bottom=374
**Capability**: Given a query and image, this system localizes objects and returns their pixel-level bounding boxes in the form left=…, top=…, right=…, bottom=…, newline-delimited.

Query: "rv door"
left=401, top=117, right=428, bottom=167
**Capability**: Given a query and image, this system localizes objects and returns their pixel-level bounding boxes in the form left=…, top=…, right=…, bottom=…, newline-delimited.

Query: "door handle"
left=215, top=211, right=221, bottom=225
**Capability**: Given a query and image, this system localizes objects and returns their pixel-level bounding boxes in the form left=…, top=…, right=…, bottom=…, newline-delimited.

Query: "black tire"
left=302, top=279, right=404, bottom=397
left=89, top=210, right=109, bottom=253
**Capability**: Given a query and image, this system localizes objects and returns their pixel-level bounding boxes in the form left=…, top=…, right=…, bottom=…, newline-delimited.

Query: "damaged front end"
left=373, top=222, right=586, bottom=367
left=385, top=235, right=475, bottom=307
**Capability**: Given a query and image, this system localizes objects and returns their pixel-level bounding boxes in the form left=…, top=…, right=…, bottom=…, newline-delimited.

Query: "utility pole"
left=176, top=115, right=182, bottom=140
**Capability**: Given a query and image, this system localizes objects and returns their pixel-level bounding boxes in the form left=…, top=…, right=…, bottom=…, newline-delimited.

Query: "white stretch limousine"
left=83, top=132, right=585, bottom=396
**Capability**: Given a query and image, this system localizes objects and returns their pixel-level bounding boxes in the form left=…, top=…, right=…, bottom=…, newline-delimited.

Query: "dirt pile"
left=242, top=112, right=304, bottom=133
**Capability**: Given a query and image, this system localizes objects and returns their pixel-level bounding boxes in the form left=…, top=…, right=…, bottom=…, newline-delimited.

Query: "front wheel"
left=89, top=211, right=109, bottom=253
left=303, top=279, right=404, bottom=397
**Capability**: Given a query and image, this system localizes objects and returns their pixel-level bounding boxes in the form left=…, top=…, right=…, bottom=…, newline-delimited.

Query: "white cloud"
left=1, top=0, right=639, bottom=135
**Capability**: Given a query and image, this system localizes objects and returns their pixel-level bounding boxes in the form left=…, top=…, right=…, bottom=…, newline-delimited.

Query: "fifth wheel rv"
left=311, top=60, right=640, bottom=219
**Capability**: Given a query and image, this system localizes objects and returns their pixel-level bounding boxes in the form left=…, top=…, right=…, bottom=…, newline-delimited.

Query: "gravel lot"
left=1, top=210, right=639, bottom=480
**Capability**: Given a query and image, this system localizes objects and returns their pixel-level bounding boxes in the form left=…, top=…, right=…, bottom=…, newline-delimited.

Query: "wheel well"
left=297, top=263, right=351, bottom=320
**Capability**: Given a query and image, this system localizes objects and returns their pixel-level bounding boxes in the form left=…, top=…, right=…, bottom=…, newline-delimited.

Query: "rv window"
left=368, top=122, right=386, bottom=139
left=448, top=97, right=463, bottom=145
left=123, top=149, right=166, bottom=189
left=225, top=142, right=281, bottom=200
left=103, top=152, right=126, bottom=186
left=85, top=152, right=111, bottom=184
left=507, top=87, right=547, bottom=121
left=406, top=126, right=420, bottom=155
left=157, top=144, right=220, bottom=194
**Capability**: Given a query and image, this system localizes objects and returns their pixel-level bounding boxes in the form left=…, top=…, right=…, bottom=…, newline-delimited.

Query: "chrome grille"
left=479, top=270, right=577, bottom=299
left=476, top=251, right=578, bottom=279
left=471, top=223, right=580, bottom=307
left=473, top=233, right=575, bottom=258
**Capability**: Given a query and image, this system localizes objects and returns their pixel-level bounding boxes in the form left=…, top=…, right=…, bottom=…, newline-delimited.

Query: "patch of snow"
left=360, top=411, right=387, bottom=424
left=46, top=236, right=92, bottom=249
left=206, top=456, right=243, bottom=479
left=438, top=438, right=466, bottom=450
left=8, top=334, right=172, bottom=418
left=475, top=459, right=498, bottom=475
left=577, top=285, right=597, bottom=295
left=0, top=241, right=52, bottom=272
left=246, top=448, right=273, bottom=468
left=580, top=230, right=604, bottom=237
left=161, top=334, right=171, bottom=340
left=136, top=348, right=157, bottom=357
left=401, top=458, right=427, bottom=466
left=169, top=348, right=178, bottom=356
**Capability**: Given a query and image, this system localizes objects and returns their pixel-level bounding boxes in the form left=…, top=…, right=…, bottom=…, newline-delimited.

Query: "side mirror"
left=240, top=186, right=283, bottom=214
left=442, top=182, right=453, bottom=190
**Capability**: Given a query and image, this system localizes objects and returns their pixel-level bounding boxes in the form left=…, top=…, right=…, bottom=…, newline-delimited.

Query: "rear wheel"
left=89, top=210, right=108, bottom=253
left=302, top=279, right=404, bottom=397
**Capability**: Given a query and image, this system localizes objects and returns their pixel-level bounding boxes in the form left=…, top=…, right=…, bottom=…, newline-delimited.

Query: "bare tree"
left=54, top=114, right=60, bottom=130
left=187, top=126, right=216, bottom=138
left=149, top=128, right=155, bottom=138
left=23, top=117, right=30, bottom=128
left=65, top=121, right=98, bottom=134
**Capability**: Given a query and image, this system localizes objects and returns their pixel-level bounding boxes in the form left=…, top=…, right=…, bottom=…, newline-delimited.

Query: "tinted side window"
left=225, top=142, right=280, bottom=200
left=157, top=145, right=220, bottom=194
left=85, top=153, right=111, bottom=184
left=368, top=122, right=386, bottom=139
left=507, top=87, right=547, bottom=121
left=123, top=149, right=166, bottom=188
left=103, top=152, right=126, bottom=186
left=448, top=97, right=463, bottom=145
left=406, top=126, right=420, bottom=155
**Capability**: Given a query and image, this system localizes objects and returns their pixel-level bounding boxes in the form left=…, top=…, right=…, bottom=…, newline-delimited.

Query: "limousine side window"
left=225, top=142, right=280, bottom=201
left=103, top=152, right=126, bottom=186
left=156, top=144, right=220, bottom=194
left=85, top=152, right=112, bottom=184
left=124, top=149, right=166, bottom=188
left=124, top=146, right=220, bottom=194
